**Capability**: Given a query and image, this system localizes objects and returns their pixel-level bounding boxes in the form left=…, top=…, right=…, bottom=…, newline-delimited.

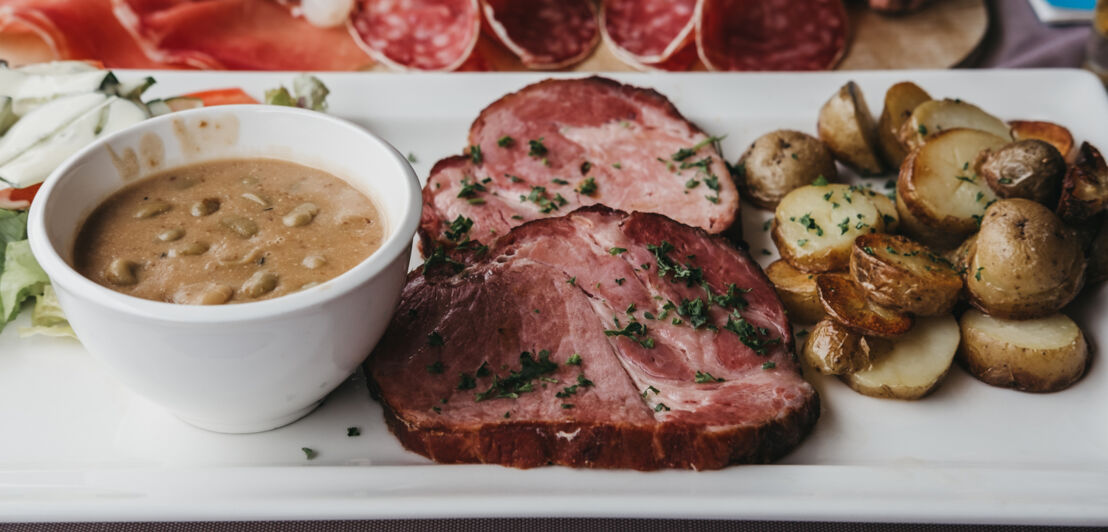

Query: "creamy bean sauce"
left=74, top=158, right=384, bottom=305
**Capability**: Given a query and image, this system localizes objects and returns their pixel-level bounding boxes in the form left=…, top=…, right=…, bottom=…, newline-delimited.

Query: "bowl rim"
left=27, top=104, right=421, bottom=324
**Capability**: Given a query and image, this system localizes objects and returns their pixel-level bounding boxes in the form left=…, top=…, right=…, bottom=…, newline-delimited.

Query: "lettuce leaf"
left=0, top=239, right=48, bottom=326
left=20, top=285, right=74, bottom=338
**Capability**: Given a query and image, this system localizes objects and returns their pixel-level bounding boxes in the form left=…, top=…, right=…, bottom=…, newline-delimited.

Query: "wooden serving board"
left=0, top=0, right=986, bottom=71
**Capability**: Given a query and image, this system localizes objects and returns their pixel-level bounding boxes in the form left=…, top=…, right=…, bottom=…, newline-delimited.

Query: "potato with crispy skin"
left=946, top=233, right=977, bottom=274
left=818, top=81, right=885, bottom=175
left=841, top=315, right=960, bottom=400
left=978, top=139, right=1066, bottom=206
left=1057, top=142, right=1108, bottom=225
left=966, top=199, right=1086, bottom=320
left=897, top=99, right=1012, bottom=153
left=896, top=128, right=1006, bottom=249
left=765, top=259, right=825, bottom=324
left=736, top=130, right=838, bottom=210
left=959, top=309, right=1088, bottom=393
left=816, top=273, right=913, bottom=338
left=876, top=81, right=931, bottom=169
left=803, top=318, right=866, bottom=375
left=772, top=184, right=893, bottom=272
left=1009, top=120, right=1075, bottom=162
left=849, top=233, right=962, bottom=316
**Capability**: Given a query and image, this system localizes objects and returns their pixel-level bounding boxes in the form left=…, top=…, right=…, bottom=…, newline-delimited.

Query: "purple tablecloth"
left=3, top=2, right=1102, bottom=531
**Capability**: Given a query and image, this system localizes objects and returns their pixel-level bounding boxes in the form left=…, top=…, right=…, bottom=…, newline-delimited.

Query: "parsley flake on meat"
left=474, top=350, right=559, bottom=402
left=695, top=371, right=725, bottom=383
left=497, top=135, right=514, bottom=147
left=576, top=177, right=597, bottom=196
left=723, top=312, right=780, bottom=356
left=457, top=177, right=486, bottom=199
left=528, top=138, right=548, bottom=158
left=427, top=331, right=445, bottom=346
left=671, top=135, right=725, bottom=161
left=604, top=317, right=655, bottom=348
left=469, top=144, right=483, bottom=165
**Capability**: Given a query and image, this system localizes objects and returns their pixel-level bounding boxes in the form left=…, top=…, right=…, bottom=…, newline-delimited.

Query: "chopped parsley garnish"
left=695, top=371, right=724, bottom=383
left=686, top=178, right=700, bottom=189
left=609, top=247, right=627, bottom=255
left=457, top=176, right=486, bottom=198
left=677, top=297, right=715, bottom=330
left=704, top=174, right=720, bottom=192
left=791, top=153, right=799, bottom=160
left=672, top=135, right=725, bottom=161
left=431, top=406, right=441, bottom=413
left=427, top=361, right=444, bottom=374
left=302, top=447, right=317, bottom=460
left=347, top=427, right=361, bottom=437
left=507, top=174, right=522, bottom=183
left=882, top=214, right=896, bottom=226
left=577, top=177, right=597, bottom=195
left=457, top=373, right=476, bottom=390
left=762, top=361, right=776, bottom=370
left=474, top=350, right=559, bottom=402
left=812, top=175, right=830, bottom=186
left=863, top=246, right=875, bottom=256
left=761, top=249, right=771, bottom=256
left=615, top=278, right=625, bottom=285
left=646, top=241, right=704, bottom=287
left=567, top=353, right=582, bottom=365
left=797, top=239, right=808, bottom=247
left=422, top=245, right=464, bottom=274
left=641, top=385, right=660, bottom=399
left=886, top=246, right=898, bottom=255
left=763, top=219, right=773, bottom=232
left=612, top=162, right=622, bottom=169
left=604, top=318, right=655, bottom=348
left=723, top=312, right=780, bottom=355
left=654, top=403, right=671, bottom=412
left=975, top=266, right=984, bottom=281
left=552, top=178, right=569, bottom=185
left=838, top=217, right=851, bottom=235
left=823, top=191, right=834, bottom=201
left=580, top=161, right=592, bottom=174
left=444, top=215, right=474, bottom=241
left=469, top=144, right=483, bottom=165
left=955, top=174, right=975, bottom=183
left=567, top=276, right=576, bottom=285
left=705, top=195, right=720, bottom=204
left=727, top=161, right=746, bottom=178
left=561, top=403, right=575, bottom=409
left=497, top=135, right=514, bottom=148
left=709, top=283, right=750, bottom=310
left=407, top=152, right=418, bottom=163
left=528, top=138, right=548, bottom=158
left=998, top=177, right=1013, bottom=185
left=918, top=124, right=928, bottom=135
left=427, top=331, right=445, bottom=346
left=476, top=361, right=491, bottom=378
left=644, top=311, right=656, bottom=319
left=511, top=214, right=524, bottom=220
left=796, top=213, right=824, bottom=236
left=521, top=186, right=567, bottom=213
left=884, top=179, right=896, bottom=189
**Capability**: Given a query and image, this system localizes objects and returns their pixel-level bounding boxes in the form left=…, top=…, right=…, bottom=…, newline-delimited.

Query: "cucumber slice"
left=0, top=68, right=119, bottom=115
left=145, top=99, right=172, bottom=117
left=165, top=97, right=202, bottom=112
left=0, top=96, right=146, bottom=188
left=115, top=76, right=156, bottom=100
left=0, top=97, right=16, bottom=136
left=15, top=61, right=99, bottom=75
left=0, top=92, right=108, bottom=166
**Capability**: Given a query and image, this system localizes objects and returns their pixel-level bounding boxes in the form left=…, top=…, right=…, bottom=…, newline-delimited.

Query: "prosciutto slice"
left=696, top=0, right=848, bottom=71
left=601, top=0, right=695, bottom=70
left=480, top=0, right=598, bottom=69
left=0, top=0, right=167, bottom=67
left=112, top=0, right=373, bottom=70
left=349, top=0, right=480, bottom=71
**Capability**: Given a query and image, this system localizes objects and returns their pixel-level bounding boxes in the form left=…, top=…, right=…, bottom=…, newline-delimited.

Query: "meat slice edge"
left=480, top=0, right=599, bottom=69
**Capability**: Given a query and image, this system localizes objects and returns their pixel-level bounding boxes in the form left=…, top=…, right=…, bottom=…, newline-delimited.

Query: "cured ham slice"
left=349, top=0, right=480, bottom=71
left=112, top=0, right=373, bottom=70
left=0, top=0, right=167, bottom=68
left=480, top=0, right=598, bottom=69
left=696, top=0, right=848, bottom=71
left=600, top=0, right=695, bottom=70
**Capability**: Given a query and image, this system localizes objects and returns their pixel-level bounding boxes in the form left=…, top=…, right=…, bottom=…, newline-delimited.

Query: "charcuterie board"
left=0, top=68, right=1104, bottom=524
left=0, top=0, right=987, bottom=71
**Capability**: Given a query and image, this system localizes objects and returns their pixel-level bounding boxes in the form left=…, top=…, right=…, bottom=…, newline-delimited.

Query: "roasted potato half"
left=772, top=184, right=891, bottom=272
left=896, top=128, right=1007, bottom=249
left=841, top=315, right=960, bottom=400
left=946, top=233, right=977, bottom=274
left=817, top=81, right=885, bottom=175
left=959, top=309, right=1088, bottom=393
left=736, top=130, right=838, bottom=209
left=764, top=259, right=825, bottom=324
left=816, top=273, right=913, bottom=338
left=849, top=233, right=962, bottom=316
left=1057, top=142, right=1108, bottom=225
left=876, top=81, right=931, bottom=169
left=1009, top=120, right=1075, bottom=162
left=978, top=139, right=1066, bottom=206
left=802, top=318, right=866, bottom=375
left=967, top=199, right=1086, bottom=320
left=897, top=98, right=1013, bottom=153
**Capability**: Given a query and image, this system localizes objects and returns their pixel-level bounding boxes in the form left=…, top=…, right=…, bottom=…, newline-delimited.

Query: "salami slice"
left=112, top=0, right=372, bottom=70
left=696, top=0, right=848, bottom=71
left=0, top=0, right=168, bottom=68
left=600, top=0, right=695, bottom=69
left=349, top=0, right=480, bottom=71
left=480, top=0, right=598, bottom=69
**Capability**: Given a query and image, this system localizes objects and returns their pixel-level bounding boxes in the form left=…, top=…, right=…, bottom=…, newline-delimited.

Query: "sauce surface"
left=74, top=158, right=384, bottom=305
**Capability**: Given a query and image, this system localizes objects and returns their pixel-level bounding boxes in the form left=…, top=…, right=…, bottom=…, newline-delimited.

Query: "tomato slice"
left=181, top=88, right=259, bottom=106
left=0, top=183, right=41, bottom=209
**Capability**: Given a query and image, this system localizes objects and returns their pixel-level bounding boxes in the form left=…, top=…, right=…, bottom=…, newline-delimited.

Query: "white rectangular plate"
left=1, top=70, right=1106, bottom=525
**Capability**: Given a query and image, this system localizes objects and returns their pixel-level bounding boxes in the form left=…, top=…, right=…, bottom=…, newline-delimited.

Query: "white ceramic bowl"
left=27, top=105, right=421, bottom=433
